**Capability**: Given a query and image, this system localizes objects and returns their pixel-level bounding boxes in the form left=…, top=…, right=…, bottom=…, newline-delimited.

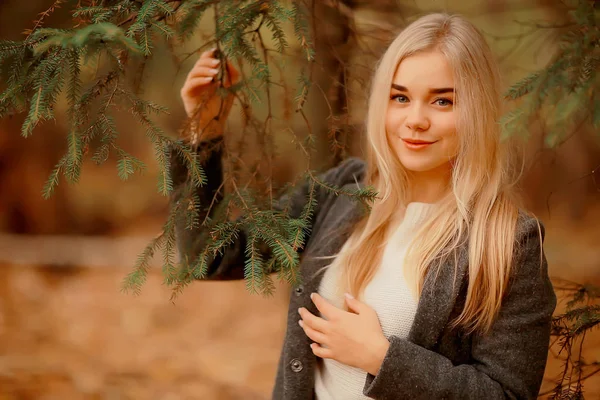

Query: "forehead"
left=392, top=50, right=454, bottom=89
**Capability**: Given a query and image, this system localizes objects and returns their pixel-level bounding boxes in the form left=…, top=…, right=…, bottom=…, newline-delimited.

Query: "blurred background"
left=0, top=0, right=599, bottom=399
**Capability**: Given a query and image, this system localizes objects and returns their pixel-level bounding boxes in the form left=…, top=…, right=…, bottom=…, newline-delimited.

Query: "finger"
left=193, top=56, right=220, bottom=70
left=188, top=52, right=220, bottom=78
left=187, top=66, right=220, bottom=80
left=181, top=76, right=215, bottom=95
left=299, top=320, right=328, bottom=345
left=197, top=49, right=221, bottom=70
left=299, top=308, right=329, bottom=333
left=344, top=293, right=365, bottom=315
left=310, top=293, right=340, bottom=320
left=199, top=47, right=219, bottom=59
left=310, top=343, right=333, bottom=359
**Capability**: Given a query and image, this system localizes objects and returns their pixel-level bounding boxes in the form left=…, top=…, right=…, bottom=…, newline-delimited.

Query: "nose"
left=405, top=103, right=430, bottom=132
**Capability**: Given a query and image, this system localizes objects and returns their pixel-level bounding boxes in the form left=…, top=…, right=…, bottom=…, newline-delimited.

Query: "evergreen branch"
left=66, top=47, right=82, bottom=127
left=156, top=142, right=173, bottom=196
left=290, top=176, right=316, bottom=251
left=30, top=23, right=143, bottom=55
left=192, top=247, right=211, bottom=279
left=65, top=123, right=84, bottom=183
left=183, top=190, right=201, bottom=231
left=119, top=88, right=174, bottom=194
left=21, top=49, right=67, bottom=137
left=309, top=172, right=377, bottom=203
left=121, top=233, right=164, bottom=296
left=502, top=0, right=599, bottom=148
left=162, top=213, right=178, bottom=286
left=91, top=113, right=119, bottom=164
left=72, top=5, right=116, bottom=20
left=560, top=305, right=600, bottom=336
left=4, top=0, right=320, bottom=299
left=42, top=156, right=68, bottom=200
left=209, top=220, right=241, bottom=256
left=22, top=86, right=44, bottom=138
left=150, top=20, right=175, bottom=38
left=173, top=0, right=216, bottom=40
left=291, top=0, right=315, bottom=62
left=263, top=2, right=290, bottom=52
left=244, top=231, right=266, bottom=295
left=23, top=0, right=67, bottom=39
left=116, top=148, right=147, bottom=180
left=504, top=72, right=541, bottom=100
left=171, top=141, right=207, bottom=188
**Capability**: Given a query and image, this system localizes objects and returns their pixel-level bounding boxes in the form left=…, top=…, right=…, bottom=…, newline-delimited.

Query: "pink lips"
left=401, top=138, right=436, bottom=150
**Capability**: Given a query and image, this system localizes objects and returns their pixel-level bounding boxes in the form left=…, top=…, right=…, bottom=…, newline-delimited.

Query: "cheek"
left=435, top=113, right=456, bottom=137
left=385, top=109, right=401, bottom=133
left=437, top=116, right=458, bottom=156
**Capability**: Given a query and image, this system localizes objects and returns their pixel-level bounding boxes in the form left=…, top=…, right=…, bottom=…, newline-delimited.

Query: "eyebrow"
left=391, top=83, right=454, bottom=95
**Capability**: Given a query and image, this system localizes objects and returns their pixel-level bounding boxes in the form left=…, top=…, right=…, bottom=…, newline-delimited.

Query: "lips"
left=401, top=138, right=437, bottom=150
left=401, top=138, right=436, bottom=144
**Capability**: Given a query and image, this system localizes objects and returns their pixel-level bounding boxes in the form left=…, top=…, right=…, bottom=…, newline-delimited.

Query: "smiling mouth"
left=401, top=138, right=437, bottom=145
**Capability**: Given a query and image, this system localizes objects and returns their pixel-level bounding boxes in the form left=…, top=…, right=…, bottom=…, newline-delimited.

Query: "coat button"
left=290, top=358, right=303, bottom=372
left=294, top=285, right=304, bottom=296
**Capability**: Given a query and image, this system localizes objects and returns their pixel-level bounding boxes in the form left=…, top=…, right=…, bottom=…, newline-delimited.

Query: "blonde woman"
left=172, top=12, right=557, bottom=400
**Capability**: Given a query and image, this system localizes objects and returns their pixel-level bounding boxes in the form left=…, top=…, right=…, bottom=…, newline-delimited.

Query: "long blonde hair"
left=322, top=13, right=529, bottom=337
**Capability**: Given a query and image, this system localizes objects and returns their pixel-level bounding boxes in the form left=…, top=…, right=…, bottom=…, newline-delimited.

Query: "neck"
left=406, top=162, right=452, bottom=204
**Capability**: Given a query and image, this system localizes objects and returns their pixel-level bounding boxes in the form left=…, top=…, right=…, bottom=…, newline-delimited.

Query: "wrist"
left=186, top=119, right=224, bottom=146
left=366, top=336, right=390, bottom=376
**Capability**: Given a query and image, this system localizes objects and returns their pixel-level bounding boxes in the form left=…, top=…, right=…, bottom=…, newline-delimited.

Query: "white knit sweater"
left=313, top=202, right=436, bottom=400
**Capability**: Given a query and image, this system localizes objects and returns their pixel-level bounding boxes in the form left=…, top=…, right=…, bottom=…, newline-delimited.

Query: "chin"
left=396, top=155, right=449, bottom=173
left=395, top=154, right=431, bottom=172
left=399, top=163, right=436, bottom=173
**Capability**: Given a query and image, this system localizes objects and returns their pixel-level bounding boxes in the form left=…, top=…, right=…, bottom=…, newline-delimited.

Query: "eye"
left=434, top=98, right=453, bottom=107
left=390, top=94, right=409, bottom=103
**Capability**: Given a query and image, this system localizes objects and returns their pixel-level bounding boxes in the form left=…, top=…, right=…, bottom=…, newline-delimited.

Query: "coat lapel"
left=303, top=198, right=366, bottom=286
left=407, top=245, right=469, bottom=350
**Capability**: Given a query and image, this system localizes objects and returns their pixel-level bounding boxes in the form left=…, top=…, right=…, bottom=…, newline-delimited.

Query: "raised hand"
left=180, top=48, right=241, bottom=142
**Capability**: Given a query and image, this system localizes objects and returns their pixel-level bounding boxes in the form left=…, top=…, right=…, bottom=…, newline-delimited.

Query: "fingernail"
left=211, top=59, right=220, bottom=65
left=345, top=292, right=354, bottom=299
left=297, top=308, right=302, bottom=315
left=210, top=68, right=219, bottom=74
left=310, top=293, right=315, bottom=300
left=298, top=320, right=304, bottom=328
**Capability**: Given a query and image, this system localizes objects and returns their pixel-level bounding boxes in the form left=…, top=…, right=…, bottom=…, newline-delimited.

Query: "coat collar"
left=304, top=199, right=469, bottom=351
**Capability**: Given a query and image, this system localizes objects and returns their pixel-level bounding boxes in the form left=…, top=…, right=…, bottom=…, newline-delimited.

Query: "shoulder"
left=502, top=209, right=557, bottom=328
left=318, top=156, right=367, bottom=187
left=511, top=209, right=549, bottom=279
left=514, top=209, right=545, bottom=248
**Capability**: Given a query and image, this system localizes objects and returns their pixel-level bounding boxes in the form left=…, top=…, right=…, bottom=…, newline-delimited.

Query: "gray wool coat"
left=169, top=138, right=557, bottom=400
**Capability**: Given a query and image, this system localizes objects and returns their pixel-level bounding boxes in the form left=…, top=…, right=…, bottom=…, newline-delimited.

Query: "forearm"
left=169, top=137, right=225, bottom=268
left=363, top=336, right=508, bottom=400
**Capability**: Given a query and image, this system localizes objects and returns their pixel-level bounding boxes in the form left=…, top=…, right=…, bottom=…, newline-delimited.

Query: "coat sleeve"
left=362, top=217, right=557, bottom=400
left=168, top=137, right=366, bottom=281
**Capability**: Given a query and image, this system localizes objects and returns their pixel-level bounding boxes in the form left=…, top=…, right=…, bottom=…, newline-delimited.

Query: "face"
left=385, top=50, right=458, bottom=176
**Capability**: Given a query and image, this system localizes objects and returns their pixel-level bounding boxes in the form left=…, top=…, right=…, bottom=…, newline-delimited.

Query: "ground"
left=0, top=207, right=599, bottom=399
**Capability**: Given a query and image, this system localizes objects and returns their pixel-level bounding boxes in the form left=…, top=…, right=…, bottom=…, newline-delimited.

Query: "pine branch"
left=0, top=0, right=377, bottom=301
left=502, top=0, right=599, bottom=146
left=121, top=232, right=164, bottom=296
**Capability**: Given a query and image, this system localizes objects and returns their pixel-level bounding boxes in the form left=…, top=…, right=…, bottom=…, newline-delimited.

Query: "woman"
left=172, top=12, right=557, bottom=400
